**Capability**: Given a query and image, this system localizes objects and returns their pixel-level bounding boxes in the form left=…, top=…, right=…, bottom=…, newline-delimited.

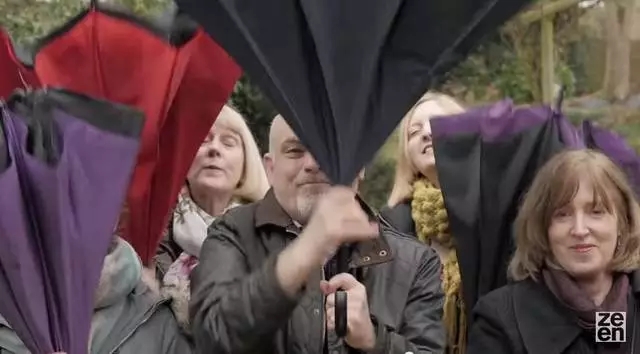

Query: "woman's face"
left=187, top=123, right=245, bottom=195
left=547, top=177, right=619, bottom=280
left=406, top=101, right=448, bottom=177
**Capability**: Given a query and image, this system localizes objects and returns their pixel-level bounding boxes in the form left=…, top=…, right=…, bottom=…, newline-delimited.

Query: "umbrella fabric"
left=0, top=28, right=39, bottom=100
left=141, top=13, right=241, bottom=263
left=0, top=88, right=144, bottom=354
left=175, top=0, right=533, bottom=185
left=581, top=120, right=640, bottom=198
left=430, top=100, right=584, bottom=321
left=32, top=2, right=240, bottom=263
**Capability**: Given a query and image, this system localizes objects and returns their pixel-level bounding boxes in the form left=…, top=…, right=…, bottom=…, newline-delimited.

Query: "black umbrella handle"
left=335, top=290, right=348, bottom=337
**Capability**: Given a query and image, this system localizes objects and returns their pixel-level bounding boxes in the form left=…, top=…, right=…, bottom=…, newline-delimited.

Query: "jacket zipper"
left=108, top=299, right=168, bottom=354
left=285, top=227, right=326, bottom=354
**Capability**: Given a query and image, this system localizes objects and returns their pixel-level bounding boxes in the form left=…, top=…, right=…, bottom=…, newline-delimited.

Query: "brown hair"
left=509, top=149, right=640, bottom=280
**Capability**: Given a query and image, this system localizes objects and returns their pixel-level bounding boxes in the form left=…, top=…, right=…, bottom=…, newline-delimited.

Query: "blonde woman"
left=380, top=92, right=466, bottom=354
left=467, top=149, right=640, bottom=353
left=157, top=105, right=269, bottom=332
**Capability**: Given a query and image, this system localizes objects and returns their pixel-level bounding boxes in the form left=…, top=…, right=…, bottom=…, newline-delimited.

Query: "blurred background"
left=3, top=0, right=638, bottom=208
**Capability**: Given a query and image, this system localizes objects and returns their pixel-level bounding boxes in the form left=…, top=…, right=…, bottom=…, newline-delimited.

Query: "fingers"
left=326, top=273, right=360, bottom=291
left=326, top=306, right=335, bottom=331
left=320, top=280, right=333, bottom=295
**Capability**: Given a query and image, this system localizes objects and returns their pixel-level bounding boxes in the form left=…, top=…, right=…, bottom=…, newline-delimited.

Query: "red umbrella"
left=0, top=28, right=39, bottom=99
left=32, top=2, right=240, bottom=263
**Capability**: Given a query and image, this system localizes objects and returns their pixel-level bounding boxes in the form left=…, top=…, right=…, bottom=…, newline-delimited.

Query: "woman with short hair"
left=157, top=105, right=269, bottom=333
left=467, top=149, right=640, bottom=353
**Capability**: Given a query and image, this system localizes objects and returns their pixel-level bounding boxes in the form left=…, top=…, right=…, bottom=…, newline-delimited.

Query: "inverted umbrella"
left=175, top=0, right=533, bottom=185
left=581, top=120, right=640, bottom=198
left=0, top=88, right=144, bottom=354
left=175, top=0, right=533, bottom=339
left=430, top=100, right=584, bottom=321
left=32, top=1, right=240, bottom=263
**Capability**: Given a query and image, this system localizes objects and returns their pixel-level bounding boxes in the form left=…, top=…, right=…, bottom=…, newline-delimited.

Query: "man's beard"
left=295, top=189, right=327, bottom=224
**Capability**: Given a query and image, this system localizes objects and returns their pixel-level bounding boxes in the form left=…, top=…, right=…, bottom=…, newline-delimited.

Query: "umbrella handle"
left=335, top=290, right=348, bottom=337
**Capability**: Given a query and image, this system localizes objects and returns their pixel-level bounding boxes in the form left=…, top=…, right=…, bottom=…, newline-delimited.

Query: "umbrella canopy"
left=430, top=100, right=584, bottom=321
left=175, top=0, right=533, bottom=185
left=0, top=88, right=144, bottom=354
left=0, top=29, right=39, bottom=100
left=31, top=2, right=240, bottom=263
left=581, top=120, right=640, bottom=198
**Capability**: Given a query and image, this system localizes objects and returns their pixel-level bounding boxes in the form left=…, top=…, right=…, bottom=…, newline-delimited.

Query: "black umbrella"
left=581, top=120, right=640, bottom=198
left=175, top=0, right=533, bottom=338
left=430, top=100, right=584, bottom=321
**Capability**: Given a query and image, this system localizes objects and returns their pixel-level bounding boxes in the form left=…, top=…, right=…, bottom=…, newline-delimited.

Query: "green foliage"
left=360, top=155, right=395, bottom=211
left=0, top=0, right=85, bottom=44
left=0, top=0, right=171, bottom=45
left=230, top=75, right=277, bottom=154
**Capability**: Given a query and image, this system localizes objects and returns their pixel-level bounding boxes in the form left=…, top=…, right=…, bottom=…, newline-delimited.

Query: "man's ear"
left=263, top=153, right=275, bottom=185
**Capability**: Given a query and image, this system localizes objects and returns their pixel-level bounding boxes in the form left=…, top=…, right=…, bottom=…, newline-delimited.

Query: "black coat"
left=466, top=273, right=640, bottom=354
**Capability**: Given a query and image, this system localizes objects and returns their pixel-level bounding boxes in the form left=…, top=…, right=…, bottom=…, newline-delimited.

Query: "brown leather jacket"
left=189, top=189, right=446, bottom=354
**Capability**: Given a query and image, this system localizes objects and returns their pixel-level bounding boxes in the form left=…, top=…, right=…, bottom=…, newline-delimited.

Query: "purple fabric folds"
left=0, top=89, right=143, bottom=354
left=581, top=120, right=640, bottom=198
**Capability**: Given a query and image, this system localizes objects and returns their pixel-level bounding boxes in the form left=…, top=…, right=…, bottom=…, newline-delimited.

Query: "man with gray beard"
left=189, top=116, right=445, bottom=354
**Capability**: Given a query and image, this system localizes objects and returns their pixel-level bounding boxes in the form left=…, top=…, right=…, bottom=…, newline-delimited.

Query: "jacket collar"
left=254, top=188, right=393, bottom=268
left=515, top=270, right=640, bottom=354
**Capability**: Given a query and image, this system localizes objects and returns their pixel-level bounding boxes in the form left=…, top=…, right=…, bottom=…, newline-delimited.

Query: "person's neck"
left=576, top=272, right=613, bottom=306
left=190, top=188, right=233, bottom=217
left=423, top=170, right=440, bottom=189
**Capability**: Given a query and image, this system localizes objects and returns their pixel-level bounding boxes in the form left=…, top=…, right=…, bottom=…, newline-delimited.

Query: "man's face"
left=264, top=119, right=331, bottom=224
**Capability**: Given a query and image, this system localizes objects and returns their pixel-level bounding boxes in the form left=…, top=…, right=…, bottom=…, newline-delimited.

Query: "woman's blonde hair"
left=387, top=92, right=465, bottom=207
left=509, top=149, right=640, bottom=281
left=214, top=105, right=269, bottom=202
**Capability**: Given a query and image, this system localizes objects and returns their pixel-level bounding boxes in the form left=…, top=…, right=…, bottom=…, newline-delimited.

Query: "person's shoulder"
left=208, top=202, right=259, bottom=237
left=378, top=201, right=416, bottom=236
left=472, top=279, right=534, bottom=320
left=380, top=223, right=436, bottom=264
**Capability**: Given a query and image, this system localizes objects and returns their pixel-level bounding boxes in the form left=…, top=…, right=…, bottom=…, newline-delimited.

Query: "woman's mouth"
left=570, top=244, right=595, bottom=253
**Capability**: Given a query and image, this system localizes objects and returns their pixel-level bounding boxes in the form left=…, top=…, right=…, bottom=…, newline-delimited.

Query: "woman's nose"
left=570, top=214, right=590, bottom=238
left=206, top=138, right=222, bottom=157
left=421, top=129, right=432, bottom=142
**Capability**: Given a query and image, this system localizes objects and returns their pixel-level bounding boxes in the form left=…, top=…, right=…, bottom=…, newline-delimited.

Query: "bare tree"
left=602, top=0, right=636, bottom=101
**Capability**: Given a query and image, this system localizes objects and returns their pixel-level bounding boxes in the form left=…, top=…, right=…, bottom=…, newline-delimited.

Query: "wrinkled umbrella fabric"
left=581, top=120, right=640, bottom=198
left=32, top=2, right=240, bottom=263
left=430, top=100, right=584, bottom=320
left=0, top=88, right=144, bottom=354
left=175, top=0, right=533, bottom=185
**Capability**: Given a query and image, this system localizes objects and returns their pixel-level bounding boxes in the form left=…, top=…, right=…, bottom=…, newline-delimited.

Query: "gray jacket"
left=0, top=283, right=192, bottom=354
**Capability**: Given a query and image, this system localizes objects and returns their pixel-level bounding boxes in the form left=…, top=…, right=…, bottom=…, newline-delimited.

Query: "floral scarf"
left=162, top=192, right=239, bottom=332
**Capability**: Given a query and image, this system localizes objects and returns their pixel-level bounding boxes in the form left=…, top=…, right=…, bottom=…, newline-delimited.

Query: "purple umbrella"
left=430, top=100, right=584, bottom=320
left=581, top=120, right=640, bottom=198
left=0, top=88, right=144, bottom=354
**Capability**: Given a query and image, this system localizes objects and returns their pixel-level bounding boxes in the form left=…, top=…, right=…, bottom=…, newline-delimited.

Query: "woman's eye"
left=553, top=210, right=570, bottom=219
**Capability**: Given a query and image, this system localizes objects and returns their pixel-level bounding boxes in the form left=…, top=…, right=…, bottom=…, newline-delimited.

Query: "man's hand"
left=303, top=186, right=379, bottom=263
left=321, top=273, right=376, bottom=351
left=276, top=187, right=378, bottom=297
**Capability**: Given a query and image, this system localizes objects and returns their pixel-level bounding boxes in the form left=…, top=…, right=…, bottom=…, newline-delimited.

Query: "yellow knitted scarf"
left=411, top=179, right=466, bottom=354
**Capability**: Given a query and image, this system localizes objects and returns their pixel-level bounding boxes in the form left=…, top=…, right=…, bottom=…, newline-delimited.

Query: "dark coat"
left=189, top=190, right=446, bottom=354
left=466, top=273, right=640, bottom=354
